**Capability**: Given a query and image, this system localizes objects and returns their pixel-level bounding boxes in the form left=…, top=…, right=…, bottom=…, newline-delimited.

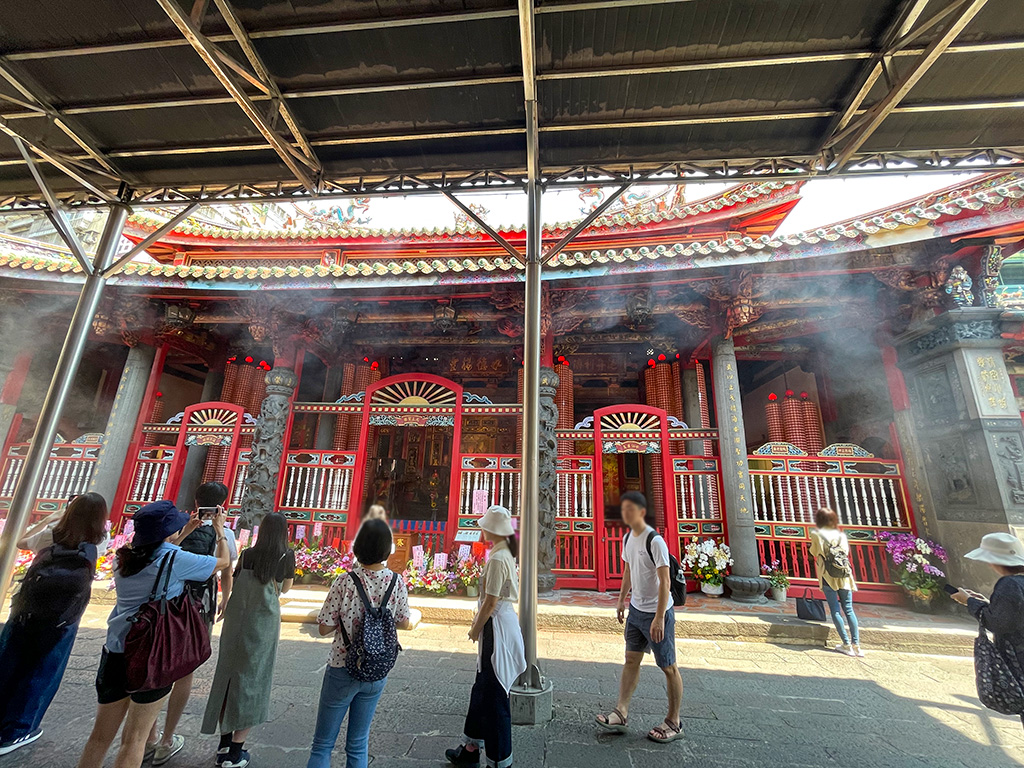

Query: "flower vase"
left=466, top=584, right=479, bottom=598
left=701, top=582, right=724, bottom=596
left=909, top=591, right=935, bottom=613
left=770, top=586, right=788, bottom=602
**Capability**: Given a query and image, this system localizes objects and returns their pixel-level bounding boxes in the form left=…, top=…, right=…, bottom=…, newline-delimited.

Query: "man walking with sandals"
left=595, top=491, right=684, bottom=743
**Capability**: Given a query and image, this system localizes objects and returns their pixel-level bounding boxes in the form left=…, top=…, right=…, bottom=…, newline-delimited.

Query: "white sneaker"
left=833, top=643, right=855, bottom=656
left=0, top=729, right=43, bottom=756
left=153, top=734, right=185, bottom=766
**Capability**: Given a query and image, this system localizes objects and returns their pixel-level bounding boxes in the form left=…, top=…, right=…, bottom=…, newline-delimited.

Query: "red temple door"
left=592, top=405, right=678, bottom=591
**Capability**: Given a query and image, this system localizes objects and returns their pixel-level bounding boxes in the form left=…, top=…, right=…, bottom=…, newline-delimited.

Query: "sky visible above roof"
left=179, top=171, right=983, bottom=238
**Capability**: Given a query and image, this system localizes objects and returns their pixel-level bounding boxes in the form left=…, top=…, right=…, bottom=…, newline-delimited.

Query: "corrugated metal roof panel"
left=537, top=0, right=899, bottom=71
left=540, top=61, right=862, bottom=123
left=0, top=0, right=1020, bottom=198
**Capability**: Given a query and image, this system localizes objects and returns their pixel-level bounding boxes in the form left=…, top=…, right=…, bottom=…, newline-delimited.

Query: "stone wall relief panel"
left=906, top=359, right=968, bottom=430
left=992, top=431, right=1024, bottom=510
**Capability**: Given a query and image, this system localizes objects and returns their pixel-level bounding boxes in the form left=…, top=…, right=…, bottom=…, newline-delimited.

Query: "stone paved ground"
left=5, top=603, right=1023, bottom=768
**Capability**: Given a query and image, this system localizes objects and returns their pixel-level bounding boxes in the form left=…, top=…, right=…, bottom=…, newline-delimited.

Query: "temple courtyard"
left=3, top=602, right=1021, bottom=768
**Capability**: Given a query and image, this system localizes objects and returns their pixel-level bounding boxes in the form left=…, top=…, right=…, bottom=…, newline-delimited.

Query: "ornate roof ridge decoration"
left=125, top=180, right=798, bottom=242
left=4, top=173, right=1023, bottom=284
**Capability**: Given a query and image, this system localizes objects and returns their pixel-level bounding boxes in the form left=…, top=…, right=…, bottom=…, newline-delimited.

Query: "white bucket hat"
left=965, top=532, right=1024, bottom=567
left=478, top=504, right=515, bottom=537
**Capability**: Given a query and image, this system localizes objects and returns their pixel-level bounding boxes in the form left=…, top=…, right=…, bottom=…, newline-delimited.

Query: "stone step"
left=85, top=581, right=975, bottom=656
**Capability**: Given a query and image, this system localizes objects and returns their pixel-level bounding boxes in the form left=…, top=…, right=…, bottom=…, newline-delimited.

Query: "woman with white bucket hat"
left=952, top=532, right=1024, bottom=727
left=445, top=505, right=526, bottom=768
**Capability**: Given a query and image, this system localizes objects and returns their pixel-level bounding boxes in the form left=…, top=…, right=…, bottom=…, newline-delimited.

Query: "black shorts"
left=95, top=647, right=173, bottom=705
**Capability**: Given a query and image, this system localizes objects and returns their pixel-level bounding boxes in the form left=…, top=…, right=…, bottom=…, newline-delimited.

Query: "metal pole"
left=0, top=203, right=129, bottom=601
left=518, top=93, right=543, bottom=689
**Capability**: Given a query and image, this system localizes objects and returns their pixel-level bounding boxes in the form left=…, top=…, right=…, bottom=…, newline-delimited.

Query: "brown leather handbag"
left=124, top=551, right=212, bottom=692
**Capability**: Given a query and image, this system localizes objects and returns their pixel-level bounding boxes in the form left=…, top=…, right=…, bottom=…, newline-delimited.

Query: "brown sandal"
left=595, top=708, right=628, bottom=733
left=648, top=719, right=684, bottom=743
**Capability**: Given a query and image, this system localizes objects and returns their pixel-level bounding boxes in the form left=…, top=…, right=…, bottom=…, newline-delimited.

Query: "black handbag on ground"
left=795, top=588, right=827, bottom=622
left=975, top=619, right=1024, bottom=716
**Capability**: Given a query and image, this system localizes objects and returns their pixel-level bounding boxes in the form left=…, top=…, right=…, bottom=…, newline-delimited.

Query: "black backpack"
left=340, top=572, right=402, bottom=682
left=180, top=524, right=219, bottom=623
left=13, top=543, right=96, bottom=628
left=624, top=530, right=687, bottom=607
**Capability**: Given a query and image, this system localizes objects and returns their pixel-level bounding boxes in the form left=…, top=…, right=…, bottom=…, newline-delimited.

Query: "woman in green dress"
left=202, top=513, right=294, bottom=768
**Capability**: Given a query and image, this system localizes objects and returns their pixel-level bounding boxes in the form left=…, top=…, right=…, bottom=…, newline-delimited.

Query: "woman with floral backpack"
left=809, top=507, right=864, bottom=657
left=307, top=518, right=412, bottom=768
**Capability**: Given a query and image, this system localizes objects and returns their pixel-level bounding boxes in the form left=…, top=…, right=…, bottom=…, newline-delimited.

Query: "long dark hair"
left=247, top=512, right=289, bottom=584
left=53, top=492, right=108, bottom=548
left=505, top=534, right=519, bottom=561
left=116, top=540, right=164, bottom=577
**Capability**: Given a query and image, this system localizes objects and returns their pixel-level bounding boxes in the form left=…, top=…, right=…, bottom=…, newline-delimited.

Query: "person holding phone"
left=951, top=532, right=1024, bottom=728
left=147, top=483, right=237, bottom=766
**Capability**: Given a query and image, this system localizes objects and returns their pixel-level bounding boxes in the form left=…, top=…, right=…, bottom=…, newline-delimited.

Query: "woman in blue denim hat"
left=77, top=500, right=232, bottom=768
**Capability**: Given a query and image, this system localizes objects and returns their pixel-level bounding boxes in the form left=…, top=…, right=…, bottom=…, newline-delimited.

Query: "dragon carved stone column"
left=238, top=365, right=298, bottom=529
left=537, top=366, right=559, bottom=593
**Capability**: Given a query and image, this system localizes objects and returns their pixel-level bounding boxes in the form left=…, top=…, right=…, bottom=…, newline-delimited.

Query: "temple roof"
left=3, top=172, right=1023, bottom=289
left=124, top=179, right=800, bottom=245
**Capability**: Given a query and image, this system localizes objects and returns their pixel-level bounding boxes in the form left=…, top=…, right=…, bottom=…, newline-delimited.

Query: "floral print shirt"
left=318, top=565, right=411, bottom=668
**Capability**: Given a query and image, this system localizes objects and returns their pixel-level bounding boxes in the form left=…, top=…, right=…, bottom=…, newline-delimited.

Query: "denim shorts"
left=624, top=606, right=676, bottom=667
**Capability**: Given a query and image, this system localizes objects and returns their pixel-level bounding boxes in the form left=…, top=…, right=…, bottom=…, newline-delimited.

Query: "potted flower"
left=456, top=556, right=483, bottom=597
left=878, top=532, right=948, bottom=611
left=682, top=538, right=733, bottom=596
left=761, top=560, right=791, bottom=601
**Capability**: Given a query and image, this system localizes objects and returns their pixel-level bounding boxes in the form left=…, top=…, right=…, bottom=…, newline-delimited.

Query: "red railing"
left=554, top=456, right=596, bottom=587
left=122, top=446, right=175, bottom=516
left=0, top=441, right=102, bottom=522
left=750, top=448, right=912, bottom=603
left=277, top=449, right=357, bottom=525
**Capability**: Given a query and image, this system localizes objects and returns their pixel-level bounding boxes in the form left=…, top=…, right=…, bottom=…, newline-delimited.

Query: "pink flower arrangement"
left=292, top=545, right=355, bottom=584
left=878, top=532, right=948, bottom=599
left=405, top=551, right=476, bottom=596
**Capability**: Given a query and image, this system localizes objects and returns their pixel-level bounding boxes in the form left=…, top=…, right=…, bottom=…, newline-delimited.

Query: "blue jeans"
left=821, top=584, right=860, bottom=646
left=306, top=666, right=386, bottom=768
left=0, top=617, right=79, bottom=743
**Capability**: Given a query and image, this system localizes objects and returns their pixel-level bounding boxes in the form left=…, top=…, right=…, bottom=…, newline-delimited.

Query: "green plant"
left=761, top=560, right=790, bottom=589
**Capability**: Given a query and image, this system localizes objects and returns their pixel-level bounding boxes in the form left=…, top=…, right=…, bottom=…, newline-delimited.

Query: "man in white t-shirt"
left=595, top=492, right=683, bottom=743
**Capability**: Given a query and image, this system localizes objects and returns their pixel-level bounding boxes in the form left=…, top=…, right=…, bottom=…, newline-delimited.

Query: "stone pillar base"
left=510, top=679, right=554, bottom=725
left=725, top=575, right=769, bottom=604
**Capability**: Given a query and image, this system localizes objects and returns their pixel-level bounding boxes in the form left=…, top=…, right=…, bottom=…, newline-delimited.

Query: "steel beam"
left=828, top=0, right=991, bottom=172
left=0, top=201, right=130, bottom=601
left=156, top=0, right=319, bottom=191
left=0, top=143, right=1020, bottom=213
left=210, top=0, right=320, bottom=165
left=4, top=94, right=1022, bottom=174
left=516, top=0, right=545, bottom=698
left=102, top=203, right=199, bottom=277
left=2, top=38, right=1022, bottom=122
left=441, top=192, right=523, bottom=261
left=13, top=137, right=95, bottom=273
left=0, top=58, right=122, bottom=176
left=825, top=0, right=936, bottom=141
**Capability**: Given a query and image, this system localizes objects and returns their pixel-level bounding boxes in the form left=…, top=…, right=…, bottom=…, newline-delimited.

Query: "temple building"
left=3, top=172, right=1024, bottom=602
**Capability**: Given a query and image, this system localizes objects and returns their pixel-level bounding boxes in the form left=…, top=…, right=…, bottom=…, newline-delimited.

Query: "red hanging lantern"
left=768, top=392, right=777, bottom=401
left=785, top=389, right=794, bottom=398
left=245, top=356, right=254, bottom=364
left=657, top=353, right=666, bottom=361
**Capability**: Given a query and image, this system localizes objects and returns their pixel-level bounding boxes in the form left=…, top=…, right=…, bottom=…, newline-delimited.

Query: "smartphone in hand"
left=942, top=583, right=960, bottom=596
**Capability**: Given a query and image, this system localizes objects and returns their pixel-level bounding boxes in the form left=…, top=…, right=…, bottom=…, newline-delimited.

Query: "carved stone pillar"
left=896, top=308, right=1024, bottom=589
left=238, top=366, right=299, bottom=528
left=711, top=335, right=767, bottom=603
left=88, top=344, right=158, bottom=502
left=537, top=366, right=559, bottom=593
